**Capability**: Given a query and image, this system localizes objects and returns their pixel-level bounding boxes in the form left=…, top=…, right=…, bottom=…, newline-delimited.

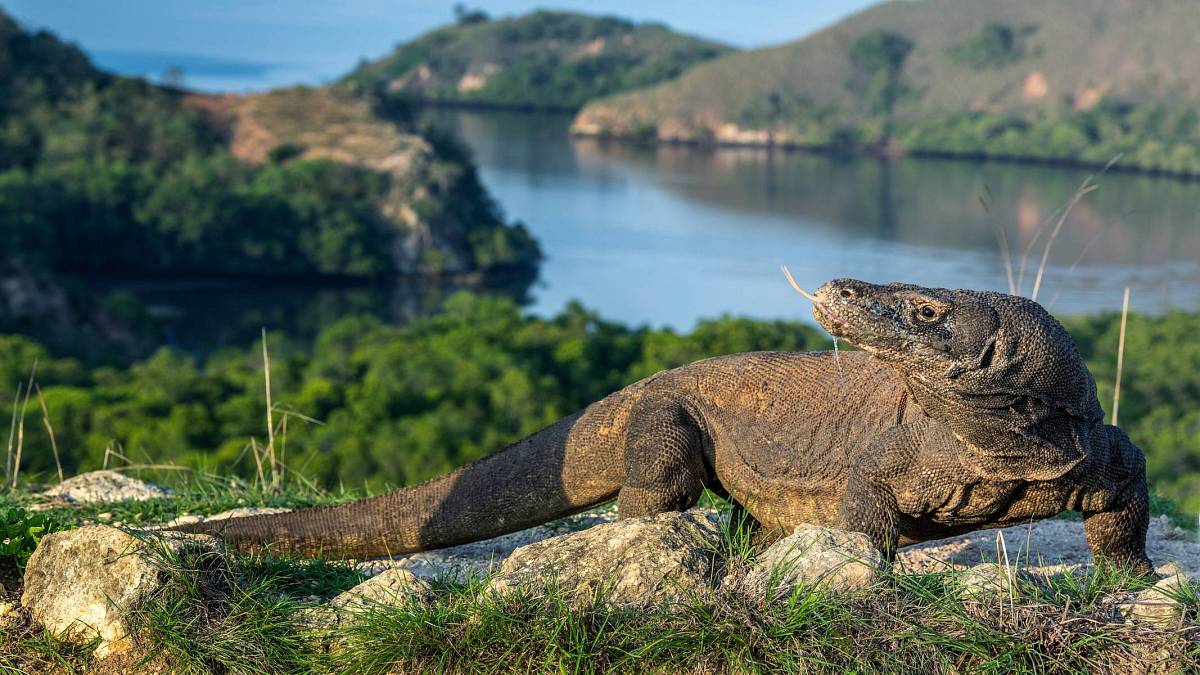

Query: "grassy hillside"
left=574, top=0, right=1200, bottom=174
left=0, top=9, right=538, bottom=282
left=345, top=10, right=732, bottom=111
left=0, top=485, right=1195, bottom=673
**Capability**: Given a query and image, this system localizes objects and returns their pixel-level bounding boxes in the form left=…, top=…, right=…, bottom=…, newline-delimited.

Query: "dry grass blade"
left=102, top=440, right=120, bottom=470
left=1112, top=287, right=1131, bottom=426
left=261, top=327, right=279, bottom=489
left=1030, top=154, right=1121, bottom=301
left=1029, top=183, right=1098, bottom=301
left=278, top=414, right=288, bottom=478
left=780, top=265, right=819, bottom=302
left=12, top=359, right=38, bottom=489
left=251, top=438, right=266, bottom=489
left=6, top=383, right=20, bottom=485
left=1015, top=210, right=1054, bottom=295
left=35, top=384, right=64, bottom=483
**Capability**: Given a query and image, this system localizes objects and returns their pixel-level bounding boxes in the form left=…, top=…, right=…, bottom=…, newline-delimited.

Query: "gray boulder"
left=22, top=525, right=223, bottom=657
left=1119, top=563, right=1195, bottom=627
left=742, top=524, right=883, bottom=596
left=39, top=471, right=171, bottom=504
left=300, top=568, right=432, bottom=639
left=330, top=568, right=430, bottom=612
left=955, top=563, right=1036, bottom=600
left=486, top=510, right=722, bottom=607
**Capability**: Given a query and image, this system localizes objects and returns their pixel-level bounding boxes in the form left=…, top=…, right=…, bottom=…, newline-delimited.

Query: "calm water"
left=122, top=108, right=1200, bottom=353
left=425, top=109, right=1200, bottom=330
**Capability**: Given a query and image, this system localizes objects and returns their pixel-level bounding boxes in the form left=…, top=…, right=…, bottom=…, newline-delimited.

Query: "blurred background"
left=0, top=1, right=1197, bottom=512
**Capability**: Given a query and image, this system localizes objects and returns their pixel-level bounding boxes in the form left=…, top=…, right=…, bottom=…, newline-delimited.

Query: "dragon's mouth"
left=811, top=302, right=890, bottom=354
left=811, top=301, right=846, bottom=334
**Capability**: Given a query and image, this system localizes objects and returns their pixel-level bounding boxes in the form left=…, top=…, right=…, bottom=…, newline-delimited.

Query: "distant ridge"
left=345, top=10, right=733, bottom=111
left=574, top=0, right=1200, bottom=175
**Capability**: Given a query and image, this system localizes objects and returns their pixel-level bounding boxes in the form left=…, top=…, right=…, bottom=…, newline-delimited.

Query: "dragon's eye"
left=916, top=305, right=940, bottom=321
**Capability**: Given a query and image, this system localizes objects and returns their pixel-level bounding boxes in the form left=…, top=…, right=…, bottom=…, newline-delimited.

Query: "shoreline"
left=567, top=128, right=1200, bottom=182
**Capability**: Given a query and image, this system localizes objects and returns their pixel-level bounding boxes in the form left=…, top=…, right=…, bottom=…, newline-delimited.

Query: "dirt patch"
left=899, top=516, right=1197, bottom=578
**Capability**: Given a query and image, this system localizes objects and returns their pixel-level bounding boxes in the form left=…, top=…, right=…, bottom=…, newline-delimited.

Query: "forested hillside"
left=0, top=9, right=538, bottom=280
left=2, top=293, right=1196, bottom=513
left=346, top=10, right=732, bottom=111
left=574, top=0, right=1200, bottom=175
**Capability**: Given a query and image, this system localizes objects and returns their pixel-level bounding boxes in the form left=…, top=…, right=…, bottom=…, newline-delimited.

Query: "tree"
left=453, top=4, right=489, bottom=25
left=849, top=30, right=914, bottom=142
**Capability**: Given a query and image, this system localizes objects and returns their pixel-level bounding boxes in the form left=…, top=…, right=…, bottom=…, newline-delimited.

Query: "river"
left=430, top=108, right=1200, bottom=330
left=124, top=108, right=1200, bottom=353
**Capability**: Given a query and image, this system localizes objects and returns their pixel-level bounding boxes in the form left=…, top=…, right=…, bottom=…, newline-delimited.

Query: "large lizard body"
left=179, top=280, right=1152, bottom=574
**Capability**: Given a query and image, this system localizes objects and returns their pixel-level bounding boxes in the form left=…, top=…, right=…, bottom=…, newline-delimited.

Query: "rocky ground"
left=358, top=506, right=1197, bottom=583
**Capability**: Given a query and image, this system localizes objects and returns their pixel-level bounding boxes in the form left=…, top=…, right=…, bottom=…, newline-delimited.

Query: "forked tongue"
left=780, top=265, right=844, bottom=380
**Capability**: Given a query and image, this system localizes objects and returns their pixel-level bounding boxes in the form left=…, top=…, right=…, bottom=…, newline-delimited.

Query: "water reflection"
left=422, top=108, right=1200, bottom=329
left=84, top=108, right=1200, bottom=360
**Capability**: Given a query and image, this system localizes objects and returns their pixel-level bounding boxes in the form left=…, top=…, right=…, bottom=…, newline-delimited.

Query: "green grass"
left=0, top=473, right=362, bottom=528
left=0, top=623, right=99, bottom=674
left=124, top=532, right=317, bottom=674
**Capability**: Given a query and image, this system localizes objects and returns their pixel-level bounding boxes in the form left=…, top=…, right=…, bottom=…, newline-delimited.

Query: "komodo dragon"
left=177, top=279, right=1153, bottom=575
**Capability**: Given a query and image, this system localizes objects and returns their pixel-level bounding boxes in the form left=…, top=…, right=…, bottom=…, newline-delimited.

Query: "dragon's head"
left=809, top=277, right=1104, bottom=480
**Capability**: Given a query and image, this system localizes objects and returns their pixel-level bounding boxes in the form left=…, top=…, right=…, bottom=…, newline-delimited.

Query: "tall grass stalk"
left=1029, top=182, right=1098, bottom=301
left=251, top=437, right=267, bottom=489
left=35, top=384, right=64, bottom=483
left=1029, top=154, right=1120, bottom=301
left=5, top=383, right=20, bottom=485
left=261, top=327, right=280, bottom=489
left=12, top=360, right=38, bottom=489
left=1112, top=286, right=1130, bottom=426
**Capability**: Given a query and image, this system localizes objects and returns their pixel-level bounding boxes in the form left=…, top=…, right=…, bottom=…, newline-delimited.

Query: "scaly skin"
left=176, top=279, right=1152, bottom=575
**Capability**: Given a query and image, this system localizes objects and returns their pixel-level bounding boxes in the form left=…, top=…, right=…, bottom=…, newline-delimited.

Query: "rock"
left=21, top=525, right=224, bottom=657
left=0, top=600, right=18, bottom=629
left=355, top=510, right=622, bottom=583
left=330, top=569, right=430, bottom=614
left=1119, top=563, right=1194, bottom=627
left=1151, top=515, right=1188, bottom=541
left=485, top=510, right=721, bottom=607
left=743, top=525, right=883, bottom=596
left=40, top=471, right=171, bottom=504
left=299, top=569, right=431, bottom=652
left=157, top=507, right=291, bottom=529
left=956, top=563, right=1030, bottom=599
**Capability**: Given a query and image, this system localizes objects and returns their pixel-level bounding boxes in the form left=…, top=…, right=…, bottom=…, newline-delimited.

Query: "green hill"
left=0, top=8, right=538, bottom=283
left=574, top=0, right=1200, bottom=175
left=345, top=10, right=733, bottom=111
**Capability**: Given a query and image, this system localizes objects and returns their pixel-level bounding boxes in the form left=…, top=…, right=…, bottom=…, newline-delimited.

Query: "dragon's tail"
left=172, top=411, right=622, bottom=558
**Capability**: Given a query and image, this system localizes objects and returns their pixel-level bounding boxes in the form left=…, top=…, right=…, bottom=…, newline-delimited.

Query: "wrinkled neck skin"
left=900, top=370, right=1100, bottom=482
left=812, top=280, right=1105, bottom=482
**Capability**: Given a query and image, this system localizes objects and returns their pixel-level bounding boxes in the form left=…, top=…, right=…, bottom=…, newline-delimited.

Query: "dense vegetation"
left=0, top=293, right=1195, bottom=512
left=346, top=10, right=732, bottom=111
left=0, top=294, right=825, bottom=492
left=574, top=0, right=1200, bottom=175
left=0, top=10, right=537, bottom=280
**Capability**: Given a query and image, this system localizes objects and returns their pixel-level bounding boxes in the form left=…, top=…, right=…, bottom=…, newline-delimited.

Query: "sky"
left=5, top=1, right=881, bottom=92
